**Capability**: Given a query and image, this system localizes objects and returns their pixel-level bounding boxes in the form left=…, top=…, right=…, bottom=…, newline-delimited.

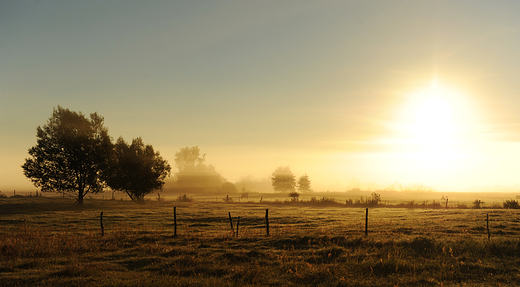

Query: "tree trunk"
left=77, top=188, right=84, bottom=206
left=76, top=177, right=85, bottom=206
left=77, top=194, right=84, bottom=205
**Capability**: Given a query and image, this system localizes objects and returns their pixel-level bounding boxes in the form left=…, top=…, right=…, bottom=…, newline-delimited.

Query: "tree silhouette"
left=271, top=166, right=296, bottom=193
left=297, top=174, right=311, bottom=193
left=174, top=146, right=206, bottom=172
left=220, top=181, right=237, bottom=194
left=173, top=146, right=225, bottom=194
left=22, top=106, right=112, bottom=205
left=107, top=137, right=171, bottom=203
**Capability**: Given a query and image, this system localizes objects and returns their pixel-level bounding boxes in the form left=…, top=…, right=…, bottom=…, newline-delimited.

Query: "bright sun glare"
left=409, top=84, right=456, bottom=146
left=394, top=80, right=474, bottom=168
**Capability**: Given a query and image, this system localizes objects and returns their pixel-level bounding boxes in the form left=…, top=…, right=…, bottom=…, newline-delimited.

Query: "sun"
left=364, top=79, right=480, bottom=190
left=389, top=79, right=476, bottom=170
left=410, top=87, right=456, bottom=147
left=399, top=80, right=464, bottom=148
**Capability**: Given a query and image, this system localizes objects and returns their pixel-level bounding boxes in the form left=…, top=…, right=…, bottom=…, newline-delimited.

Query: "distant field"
left=1, top=197, right=520, bottom=286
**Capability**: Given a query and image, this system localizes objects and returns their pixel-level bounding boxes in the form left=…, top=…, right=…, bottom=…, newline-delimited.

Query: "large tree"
left=297, top=174, right=311, bottom=193
left=107, top=137, right=171, bottom=203
left=271, top=166, right=296, bottom=193
left=22, top=106, right=112, bottom=205
left=173, top=146, right=224, bottom=194
left=174, top=146, right=206, bottom=172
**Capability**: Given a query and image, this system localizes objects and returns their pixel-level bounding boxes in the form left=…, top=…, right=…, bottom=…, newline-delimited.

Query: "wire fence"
left=2, top=198, right=518, bottom=243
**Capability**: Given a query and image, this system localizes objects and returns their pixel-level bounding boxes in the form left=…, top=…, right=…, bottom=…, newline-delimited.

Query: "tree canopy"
left=107, top=137, right=171, bottom=203
left=297, top=174, right=311, bottom=193
left=22, top=106, right=112, bottom=205
left=271, top=166, right=296, bottom=193
left=174, top=146, right=206, bottom=172
left=173, top=146, right=225, bottom=194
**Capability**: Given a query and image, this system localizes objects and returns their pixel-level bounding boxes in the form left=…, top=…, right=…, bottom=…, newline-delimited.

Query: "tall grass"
left=1, top=197, right=520, bottom=286
left=2, top=222, right=520, bottom=286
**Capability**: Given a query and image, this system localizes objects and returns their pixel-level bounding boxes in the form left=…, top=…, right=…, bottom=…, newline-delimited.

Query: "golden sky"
left=2, top=1, right=520, bottom=192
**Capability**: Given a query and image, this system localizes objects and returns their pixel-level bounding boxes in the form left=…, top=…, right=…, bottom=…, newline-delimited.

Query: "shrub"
left=368, top=192, right=380, bottom=206
left=473, top=199, right=484, bottom=209
left=313, top=197, right=339, bottom=205
left=176, top=194, right=193, bottom=202
left=223, top=195, right=233, bottom=203
left=288, top=191, right=300, bottom=202
left=504, top=199, right=520, bottom=209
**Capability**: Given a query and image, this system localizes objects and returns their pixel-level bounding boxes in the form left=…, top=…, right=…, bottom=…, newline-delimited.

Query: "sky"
left=2, top=0, right=520, bottom=193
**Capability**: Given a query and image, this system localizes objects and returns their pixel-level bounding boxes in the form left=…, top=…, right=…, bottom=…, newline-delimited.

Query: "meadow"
left=1, top=196, right=520, bottom=286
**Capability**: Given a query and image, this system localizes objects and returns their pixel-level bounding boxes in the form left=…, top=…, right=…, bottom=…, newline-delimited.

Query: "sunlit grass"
left=1, top=197, right=519, bottom=286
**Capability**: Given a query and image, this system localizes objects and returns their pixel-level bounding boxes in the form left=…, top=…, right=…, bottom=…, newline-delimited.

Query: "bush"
left=473, top=199, right=484, bottom=209
left=176, top=194, right=193, bottom=202
left=288, top=191, right=300, bottom=202
left=368, top=192, right=380, bottom=206
left=223, top=195, right=233, bottom=203
left=504, top=199, right=520, bottom=209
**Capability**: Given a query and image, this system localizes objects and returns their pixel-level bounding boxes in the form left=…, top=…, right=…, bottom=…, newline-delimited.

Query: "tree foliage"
left=271, top=166, right=296, bottom=193
left=22, top=106, right=112, bottom=205
left=234, top=175, right=272, bottom=193
left=173, top=146, right=225, bottom=194
left=107, top=137, right=171, bottom=203
left=297, top=174, right=311, bottom=193
left=174, top=146, right=206, bottom=172
left=220, top=182, right=237, bottom=194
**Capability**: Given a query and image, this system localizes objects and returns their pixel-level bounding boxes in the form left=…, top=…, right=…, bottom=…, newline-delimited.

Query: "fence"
left=2, top=197, right=518, bottom=242
left=90, top=205, right=516, bottom=241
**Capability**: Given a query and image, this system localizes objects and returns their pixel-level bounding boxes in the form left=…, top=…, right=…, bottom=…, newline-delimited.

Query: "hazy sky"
left=2, top=1, right=520, bottom=192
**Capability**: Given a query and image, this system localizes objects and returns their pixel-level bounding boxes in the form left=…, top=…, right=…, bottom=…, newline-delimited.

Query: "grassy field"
left=1, top=197, right=520, bottom=286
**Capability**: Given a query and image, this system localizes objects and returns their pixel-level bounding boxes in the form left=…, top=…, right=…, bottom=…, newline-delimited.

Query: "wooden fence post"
left=365, top=208, right=368, bottom=237
left=487, top=213, right=490, bottom=240
left=266, top=209, right=270, bottom=237
left=174, top=207, right=177, bottom=237
left=100, top=212, right=104, bottom=236
left=237, top=216, right=240, bottom=237
left=229, top=212, right=235, bottom=236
